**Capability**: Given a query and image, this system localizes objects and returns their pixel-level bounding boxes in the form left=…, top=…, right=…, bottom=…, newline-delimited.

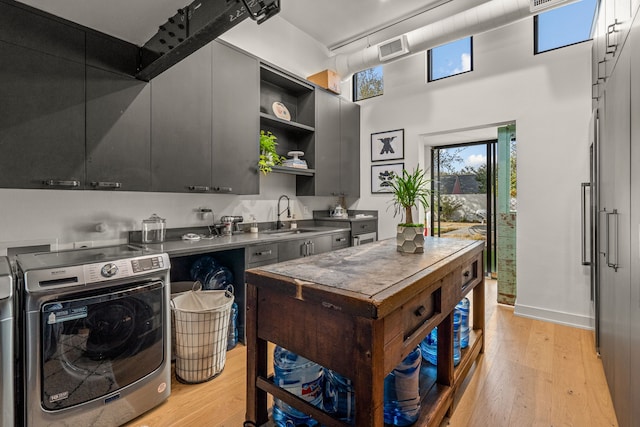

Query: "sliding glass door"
left=430, top=140, right=497, bottom=276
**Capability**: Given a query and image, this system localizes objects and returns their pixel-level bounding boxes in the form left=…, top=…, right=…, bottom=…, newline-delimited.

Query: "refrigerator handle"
left=581, top=183, right=591, bottom=266
left=606, top=209, right=619, bottom=272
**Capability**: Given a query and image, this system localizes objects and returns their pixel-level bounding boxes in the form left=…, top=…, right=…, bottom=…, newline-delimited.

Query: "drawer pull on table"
left=414, top=306, right=426, bottom=317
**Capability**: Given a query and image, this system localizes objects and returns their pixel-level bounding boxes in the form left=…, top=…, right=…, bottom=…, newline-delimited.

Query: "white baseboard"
left=514, top=303, right=594, bottom=330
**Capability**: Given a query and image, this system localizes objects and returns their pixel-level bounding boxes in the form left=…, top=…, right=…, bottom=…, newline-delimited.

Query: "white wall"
left=349, top=18, right=594, bottom=328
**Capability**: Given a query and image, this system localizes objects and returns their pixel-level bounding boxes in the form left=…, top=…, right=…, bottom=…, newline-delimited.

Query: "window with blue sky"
left=535, top=0, right=598, bottom=53
left=428, top=37, right=473, bottom=82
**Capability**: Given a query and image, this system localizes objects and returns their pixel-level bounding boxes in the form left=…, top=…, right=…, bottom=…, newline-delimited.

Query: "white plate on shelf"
left=272, top=101, right=291, bottom=121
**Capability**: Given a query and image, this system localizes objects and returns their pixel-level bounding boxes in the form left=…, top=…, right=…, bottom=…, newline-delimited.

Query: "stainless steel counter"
left=138, top=225, right=351, bottom=257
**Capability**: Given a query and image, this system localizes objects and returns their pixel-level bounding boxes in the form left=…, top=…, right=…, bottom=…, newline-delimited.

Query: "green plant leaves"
left=389, top=167, right=431, bottom=225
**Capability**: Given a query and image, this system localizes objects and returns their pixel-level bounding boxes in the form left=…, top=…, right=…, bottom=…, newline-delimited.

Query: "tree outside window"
left=353, top=66, right=383, bottom=101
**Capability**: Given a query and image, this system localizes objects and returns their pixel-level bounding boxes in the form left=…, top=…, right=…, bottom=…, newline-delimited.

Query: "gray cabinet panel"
left=313, top=89, right=341, bottom=196
left=340, top=100, right=361, bottom=197
left=599, top=40, right=631, bottom=427
left=151, top=45, right=212, bottom=192
left=212, top=42, right=259, bottom=194
left=629, top=18, right=640, bottom=427
left=312, top=235, right=332, bottom=255
left=0, top=41, right=85, bottom=189
left=86, top=33, right=139, bottom=77
left=0, top=2, right=84, bottom=63
left=278, top=239, right=306, bottom=262
left=278, top=235, right=333, bottom=262
left=86, top=67, right=151, bottom=191
left=306, top=90, right=360, bottom=197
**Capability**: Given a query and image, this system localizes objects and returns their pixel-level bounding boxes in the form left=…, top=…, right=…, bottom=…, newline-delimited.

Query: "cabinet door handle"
left=91, top=181, right=122, bottom=189
left=606, top=209, right=619, bottom=272
left=188, top=185, right=210, bottom=192
left=255, top=250, right=272, bottom=256
left=606, top=20, right=619, bottom=55
left=214, top=186, right=233, bottom=193
left=43, top=179, right=80, bottom=188
left=581, top=182, right=591, bottom=266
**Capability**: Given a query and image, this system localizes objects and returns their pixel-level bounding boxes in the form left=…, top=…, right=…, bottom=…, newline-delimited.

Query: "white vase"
left=397, top=225, right=425, bottom=253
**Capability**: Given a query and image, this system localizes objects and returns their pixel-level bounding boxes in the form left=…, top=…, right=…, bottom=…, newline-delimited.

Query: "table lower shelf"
left=254, top=329, right=483, bottom=427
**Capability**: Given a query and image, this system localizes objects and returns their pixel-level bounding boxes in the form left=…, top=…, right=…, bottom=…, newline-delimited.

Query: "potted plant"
left=389, top=167, right=431, bottom=253
left=258, top=130, right=285, bottom=174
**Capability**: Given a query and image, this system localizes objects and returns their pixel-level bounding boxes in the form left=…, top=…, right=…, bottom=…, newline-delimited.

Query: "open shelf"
left=454, top=329, right=483, bottom=385
left=270, top=165, right=315, bottom=176
left=260, top=112, right=315, bottom=133
left=260, top=65, right=314, bottom=96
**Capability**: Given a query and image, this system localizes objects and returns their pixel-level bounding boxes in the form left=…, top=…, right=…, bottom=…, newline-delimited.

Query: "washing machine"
left=0, top=256, right=15, bottom=427
left=17, top=245, right=171, bottom=427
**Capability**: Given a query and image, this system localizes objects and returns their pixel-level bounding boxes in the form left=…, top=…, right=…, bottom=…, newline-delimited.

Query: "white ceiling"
left=16, top=0, right=486, bottom=52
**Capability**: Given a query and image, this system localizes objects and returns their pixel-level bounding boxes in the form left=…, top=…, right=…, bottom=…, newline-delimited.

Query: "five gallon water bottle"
left=383, top=346, right=421, bottom=426
left=419, top=327, right=438, bottom=366
left=323, top=369, right=355, bottom=424
left=453, top=309, right=461, bottom=365
left=226, top=301, right=238, bottom=351
left=272, top=346, right=324, bottom=427
left=457, top=298, right=470, bottom=349
left=419, top=315, right=462, bottom=367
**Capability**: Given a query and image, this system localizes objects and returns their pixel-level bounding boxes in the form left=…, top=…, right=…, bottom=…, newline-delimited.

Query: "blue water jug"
left=323, top=369, right=355, bottom=424
left=272, top=346, right=323, bottom=427
left=453, top=309, right=461, bottom=365
left=383, top=346, right=421, bottom=426
left=226, top=301, right=238, bottom=351
left=457, top=298, right=470, bottom=348
left=419, top=317, right=461, bottom=367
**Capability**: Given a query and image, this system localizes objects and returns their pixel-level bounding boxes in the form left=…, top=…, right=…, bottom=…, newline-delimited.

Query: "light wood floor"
left=126, top=280, right=618, bottom=427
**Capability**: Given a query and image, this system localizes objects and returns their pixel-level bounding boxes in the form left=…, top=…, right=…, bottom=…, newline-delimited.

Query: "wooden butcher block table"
left=245, top=237, right=485, bottom=427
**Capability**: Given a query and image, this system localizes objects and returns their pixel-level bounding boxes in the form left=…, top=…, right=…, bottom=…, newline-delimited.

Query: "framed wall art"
left=371, top=129, right=404, bottom=162
left=371, top=163, right=404, bottom=193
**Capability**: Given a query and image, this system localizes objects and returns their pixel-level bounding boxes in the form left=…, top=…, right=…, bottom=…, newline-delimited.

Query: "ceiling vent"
left=378, top=35, right=410, bottom=62
left=530, top=0, right=575, bottom=13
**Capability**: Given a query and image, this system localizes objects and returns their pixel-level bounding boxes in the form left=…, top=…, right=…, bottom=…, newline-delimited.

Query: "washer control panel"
left=131, top=256, right=165, bottom=273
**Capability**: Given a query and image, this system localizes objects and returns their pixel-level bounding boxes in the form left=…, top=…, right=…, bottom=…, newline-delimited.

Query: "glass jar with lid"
left=142, top=213, right=166, bottom=243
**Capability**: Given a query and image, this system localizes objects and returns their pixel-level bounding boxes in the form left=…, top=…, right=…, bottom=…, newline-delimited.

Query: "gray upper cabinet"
left=86, top=67, right=151, bottom=191
left=0, top=1, right=85, bottom=64
left=339, top=99, right=361, bottom=197
left=151, top=45, right=213, bottom=193
left=0, top=41, right=85, bottom=189
left=311, top=89, right=340, bottom=196
left=211, top=42, right=260, bottom=195
left=301, top=89, right=360, bottom=197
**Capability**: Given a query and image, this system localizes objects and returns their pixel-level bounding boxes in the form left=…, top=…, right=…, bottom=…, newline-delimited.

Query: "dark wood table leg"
left=246, top=284, right=268, bottom=425
left=353, top=317, right=385, bottom=427
left=473, top=279, right=485, bottom=354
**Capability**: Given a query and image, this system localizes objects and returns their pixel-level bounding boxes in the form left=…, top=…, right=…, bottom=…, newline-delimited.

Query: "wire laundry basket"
left=170, top=285, right=234, bottom=383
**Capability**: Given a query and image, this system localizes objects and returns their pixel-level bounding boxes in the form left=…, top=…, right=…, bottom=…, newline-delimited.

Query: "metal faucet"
left=276, top=195, right=291, bottom=229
